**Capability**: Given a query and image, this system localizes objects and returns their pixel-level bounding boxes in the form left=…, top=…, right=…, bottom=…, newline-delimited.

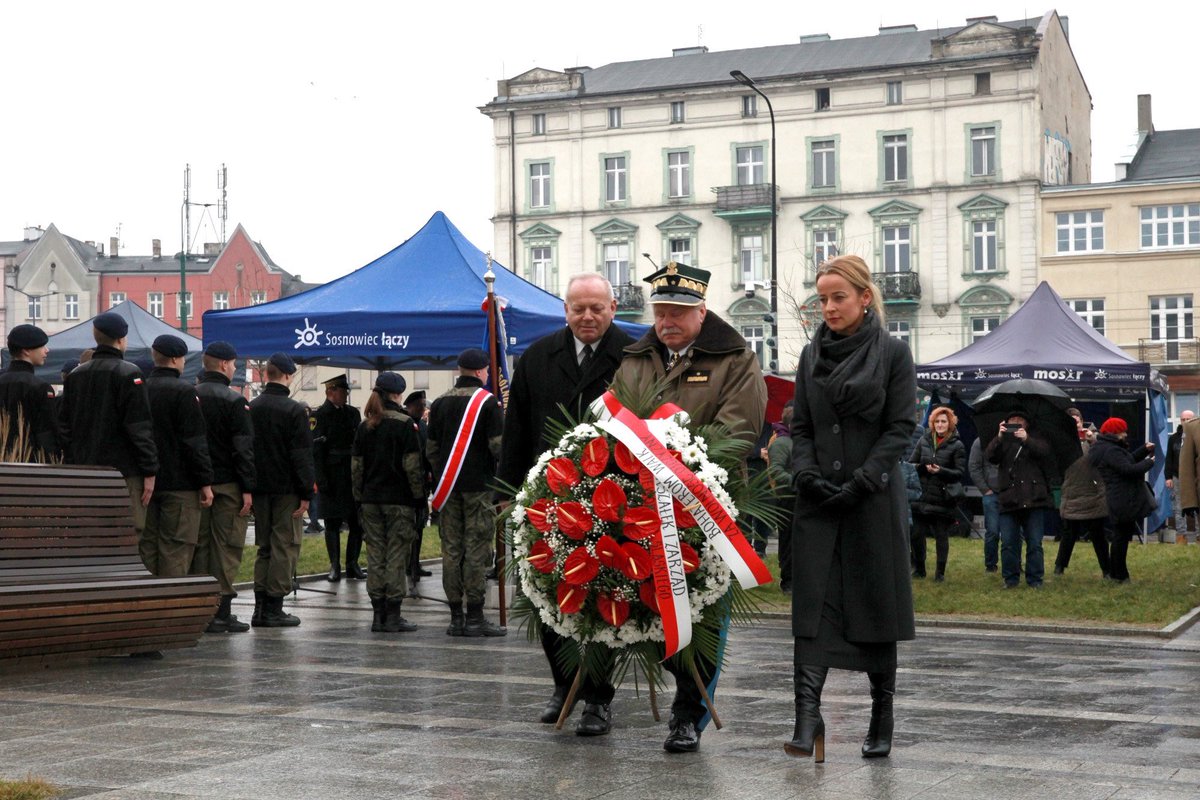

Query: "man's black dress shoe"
left=663, top=719, right=701, bottom=753
left=575, top=703, right=612, bottom=736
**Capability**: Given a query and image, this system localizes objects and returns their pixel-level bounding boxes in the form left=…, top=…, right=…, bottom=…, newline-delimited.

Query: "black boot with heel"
left=861, top=669, right=895, bottom=758
left=785, top=664, right=828, bottom=762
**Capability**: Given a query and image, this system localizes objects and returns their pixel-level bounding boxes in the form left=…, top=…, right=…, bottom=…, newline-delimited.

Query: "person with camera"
left=907, top=406, right=965, bottom=582
left=986, top=412, right=1055, bottom=589
left=1088, top=418, right=1155, bottom=583
left=1054, top=409, right=1105, bottom=576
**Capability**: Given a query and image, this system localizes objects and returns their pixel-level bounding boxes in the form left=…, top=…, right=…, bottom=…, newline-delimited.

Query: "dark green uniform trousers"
left=253, top=494, right=302, bottom=597
left=439, top=491, right=493, bottom=606
left=362, top=503, right=419, bottom=602
left=192, top=482, right=248, bottom=596
left=141, top=489, right=201, bottom=577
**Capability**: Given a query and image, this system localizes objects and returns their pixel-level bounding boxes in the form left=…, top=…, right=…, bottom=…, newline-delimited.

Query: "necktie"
left=580, top=344, right=594, bottom=371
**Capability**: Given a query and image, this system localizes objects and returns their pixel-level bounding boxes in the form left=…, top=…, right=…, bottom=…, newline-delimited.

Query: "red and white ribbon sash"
left=430, top=388, right=491, bottom=511
left=597, top=391, right=771, bottom=658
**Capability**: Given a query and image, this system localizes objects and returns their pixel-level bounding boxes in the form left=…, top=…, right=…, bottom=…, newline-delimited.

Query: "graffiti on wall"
left=1044, top=130, right=1071, bottom=185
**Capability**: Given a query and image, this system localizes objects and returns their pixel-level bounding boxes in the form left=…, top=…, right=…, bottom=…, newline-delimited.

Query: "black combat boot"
left=785, top=664, right=828, bottom=762
left=861, top=669, right=896, bottom=758
left=259, top=596, right=301, bottom=628
left=370, top=597, right=386, bottom=632
left=384, top=599, right=418, bottom=633
left=208, top=595, right=249, bottom=633
left=464, top=602, right=506, bottom=637
left=250, top=590, right=267, bottom=627
left=325, top=528, right=341, bottom=582
left=446, top=605, right=465, bottom=637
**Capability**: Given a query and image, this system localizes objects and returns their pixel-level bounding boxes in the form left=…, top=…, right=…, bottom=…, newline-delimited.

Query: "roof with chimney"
left=1124, top=129, right=1200, bottom=181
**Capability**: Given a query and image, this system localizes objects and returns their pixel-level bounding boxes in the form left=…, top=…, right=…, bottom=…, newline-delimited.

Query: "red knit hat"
left=1100, top=417, right=1128, bottom=435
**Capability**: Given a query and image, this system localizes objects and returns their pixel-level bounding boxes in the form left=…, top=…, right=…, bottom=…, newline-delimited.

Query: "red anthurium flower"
left=592, top=479, right=627, bottom=522
left=526, top=498, right=553, bottom=533
left=672, top=499, right=698, bottom=529
left=562, top=546, right=600, bottom=585
left=546, top=457, right=581, bottom=495
left=581, top=437, right=610, bottom=477
left=679, top=541, right=700, bottom=574
left=622, top=506, right=660, bottom=540
left=594, top=534, right=623, bottom=569
left=556, top=582, right=587, bottom=614
left=597, top=593, right=630, bottom=627
left=613, top=440, right=641, bottom=475
left=639, top=579, right=660, bottom=614
left=555, top=501, right=593, bottom=540
left=527, top=539, right=556, bottom=574
left=619, top=542, right=653, bottom=581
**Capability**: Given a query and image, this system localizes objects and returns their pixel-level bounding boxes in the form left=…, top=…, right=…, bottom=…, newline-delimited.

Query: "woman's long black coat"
left=789, top=334, right=917, bottom=642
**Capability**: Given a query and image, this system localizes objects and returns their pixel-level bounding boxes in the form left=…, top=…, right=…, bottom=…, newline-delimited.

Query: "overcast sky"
left=2, top=1, right=1195, bottom=285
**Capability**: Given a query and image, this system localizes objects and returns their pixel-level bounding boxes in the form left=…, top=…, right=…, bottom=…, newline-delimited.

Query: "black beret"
left=132, top=356, right=155, bottom=375
left=7, top=324, right=48, bottom=352
left=404, top=390, right=426, bottom=406
left=152, top=334, right=189, bottom=358
left=322, top=374, right=350, bottom=390
left=457, top=348, right=488, bottom=370
left=60, top=359, right=78, bottom=376
left=204, top=341, right=238, bottom=360
left=268, top=352, right=296, bottom=375
left=374, top=372, right=406, bottom=394
left=93, top=311, right=129, bottom=339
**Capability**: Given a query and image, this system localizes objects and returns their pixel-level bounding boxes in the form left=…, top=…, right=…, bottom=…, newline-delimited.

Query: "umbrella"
left=970, top=378, right=1083, bottom=481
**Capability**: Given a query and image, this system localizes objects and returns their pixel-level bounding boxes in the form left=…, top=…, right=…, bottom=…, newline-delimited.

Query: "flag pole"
left=484, top=253, right=506, bottom=626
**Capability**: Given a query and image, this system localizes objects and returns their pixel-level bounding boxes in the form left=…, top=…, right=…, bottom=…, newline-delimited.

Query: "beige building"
left=480, top=11, right=1090, bottom=372
left=1040, top=96, right=1200, bottom=418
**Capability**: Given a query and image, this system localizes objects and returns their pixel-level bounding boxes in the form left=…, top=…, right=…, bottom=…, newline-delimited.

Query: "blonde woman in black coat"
left=788, top=255, right=917, bottom=762
left=908, top=406, right=966, bottom=582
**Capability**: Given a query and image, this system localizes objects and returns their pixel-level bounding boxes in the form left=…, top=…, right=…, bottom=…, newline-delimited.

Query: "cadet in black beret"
left=314, top=370, right=364, bottom=581
left=1, top=323, right=59, bottom=460
left=457, top=348, right=488, bottom=371
left=152, top=334, right=189, bottom=359
left=204, top=341, right=238, bottom=361
left=93, top=311, right=130, bottom=340
left=268, top=352, right=296, bottom=375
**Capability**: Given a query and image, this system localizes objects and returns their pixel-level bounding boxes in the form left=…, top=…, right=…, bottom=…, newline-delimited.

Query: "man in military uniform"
left=615, top=262, right=767, bottom=753
left=498, top=273, right=633, bottom=736
left=313, top=374, right=365, bottom=581
left=249, top=353, right=315, bottom=628
left=427, top=348, right=505, bottom=637
left=191, top=341, right=256, bottom=633
left=404, top=390, right=433, bottom=586
left=0, top=324, right=60, bottom=461
left=61, top=312, right=158, bottom=535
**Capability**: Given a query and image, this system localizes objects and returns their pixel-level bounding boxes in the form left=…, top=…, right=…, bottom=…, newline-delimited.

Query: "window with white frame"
left=801, top=204, right=848, bottom=283
left=213, top=291, right=230, bottom=310
left=886, top=81, right=902, bottom=105
left=1140, top=204, right=1200, bottom=249
left=667, top=151, right=691, bottom=198
left=26, top=295, right=41, bottom=320
left=971, top=316, right=1000, bottom=342
left=883, top=134, right=908, bottom=183
left=739, top=234, right=764, bottom=283
left=970, top=126, right=996, bottom=177
left=670, top=101, right=685, bottom=123
left=736, top=145, right=764, bottom=185
left=531, top=113, right=546, bottom=135
left=176, top=291, right=193, bottom=320
left=814, top=229, right=838, bottom=265
left=887, top=320, right=911, bottom=344
left=251, top=291, right=266, bottom=305
left=530, top=162, right=552, bottom=209
left=1150, top=295, right=1194, bottom=342
left=741, top=324, right=765, bottom=367
left=1067, top=298, right=1105, bottom=335
left=607, top=107, right=622, bottom=129
left=602, top=242, right=630, bottom=286
left=109, top=291, right=126, bottom=309
left=811, top=139, right=836, bottom=188
left=971, top=220, right=998, bottom=272
left=882, top=225, right=911, bottom=272
left=1056, top=210, right=1104, bottom=253
left=531, top=246, right=553, bottom=290
left=148, top=292, right=164, bottom=318
left=741, top=95, right=757, bottom=118
left=669, top=237, right=691, bottom=265
left=63, top=293, right=79, bottom=319
left=604, top=156, right=627, bottom=203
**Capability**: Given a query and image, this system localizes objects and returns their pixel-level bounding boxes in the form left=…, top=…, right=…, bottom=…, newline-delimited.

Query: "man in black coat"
left=0, top=324, right=59, bottom=461
left=143, top=335, right=214, bottom=577
left=313, top=374, right=365, bottom=581
left=61, top=312, right=159, bottom=535
left=249, top=353, right=315, bottom=628
left=986, top=412, right=1055, bottom=589
left=497, top=273, right=632, bottom=737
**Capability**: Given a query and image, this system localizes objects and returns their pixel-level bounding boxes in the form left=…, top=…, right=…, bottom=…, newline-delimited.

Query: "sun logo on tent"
left=294, top=318, right=324, bottom=349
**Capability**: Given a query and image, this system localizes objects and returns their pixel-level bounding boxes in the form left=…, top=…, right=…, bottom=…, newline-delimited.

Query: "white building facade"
left=480, top=11, right=1090, bottom=373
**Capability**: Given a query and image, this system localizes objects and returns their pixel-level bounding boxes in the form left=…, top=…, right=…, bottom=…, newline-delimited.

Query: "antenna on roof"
left=697, top=24, right=703, bottom=46
left=217, top=164, right=228, bottom=245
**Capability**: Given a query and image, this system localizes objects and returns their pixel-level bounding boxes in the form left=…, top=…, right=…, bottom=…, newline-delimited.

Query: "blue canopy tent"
left=916, top=281, right=1170, bottom=531
left=201, top=211, right=647, bottom=369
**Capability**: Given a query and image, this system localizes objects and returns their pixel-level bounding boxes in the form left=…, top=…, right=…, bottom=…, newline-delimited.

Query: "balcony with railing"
left=712, top=184, right=776, bottom=219
left=1138, top=338, right=1200, bottom=367
left=614, top=283, right=644, bottom=315
left=872, top=271, right=921, bottom=304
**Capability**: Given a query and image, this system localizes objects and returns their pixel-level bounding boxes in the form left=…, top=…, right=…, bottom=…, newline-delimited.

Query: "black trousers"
left=1056, top=517, right=1109, bottom=575
left=541, top=628, right=616, bottom=705
left=324, top=512, right=364, bottom=566
left=1104, top=518, right=1138, bottom=581
left=911, top=512, right=952, bottom=576
left=662, top=647, right=719, bottom=727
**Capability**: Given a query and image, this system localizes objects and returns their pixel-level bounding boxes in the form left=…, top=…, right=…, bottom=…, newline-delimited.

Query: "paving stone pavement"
left=2, top=571, right=1199, bottom=800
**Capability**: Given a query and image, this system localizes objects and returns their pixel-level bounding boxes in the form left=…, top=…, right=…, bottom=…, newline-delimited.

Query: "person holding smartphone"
left=1088, top=418, right=1155, bottom=583
left=985, top=411, right=1055, bottom=589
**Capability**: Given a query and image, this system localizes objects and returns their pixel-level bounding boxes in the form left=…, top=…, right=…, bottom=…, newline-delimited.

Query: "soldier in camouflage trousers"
left=426, top=349, right=506, bottom=637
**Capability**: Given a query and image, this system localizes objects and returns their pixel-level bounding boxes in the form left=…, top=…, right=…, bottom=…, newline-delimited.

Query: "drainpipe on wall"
left=509, top=110, right=517, bottom=275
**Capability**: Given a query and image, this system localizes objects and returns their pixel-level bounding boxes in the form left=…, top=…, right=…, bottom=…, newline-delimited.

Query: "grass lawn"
left=746, top=538, right=1200, bottom=630
left=234, top=526, right=443, bottom=584
left=0, top=777, right=61, bottom=800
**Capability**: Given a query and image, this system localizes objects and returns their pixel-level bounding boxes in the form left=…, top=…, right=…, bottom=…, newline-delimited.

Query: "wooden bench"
left=0, top=463, right=219, bottom=666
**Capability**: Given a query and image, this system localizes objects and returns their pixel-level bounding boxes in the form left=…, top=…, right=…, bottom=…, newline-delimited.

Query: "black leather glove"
left=794, top=470, right=841, bottom=504
left=819, top=471, right=876, bottom=512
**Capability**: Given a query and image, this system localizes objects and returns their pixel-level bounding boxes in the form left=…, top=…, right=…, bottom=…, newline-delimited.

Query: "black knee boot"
left=862, top=669, right=895, bottom=758
left=785, top=664, right=828, bottom=762
left=325, top=528, right=341, bottom=582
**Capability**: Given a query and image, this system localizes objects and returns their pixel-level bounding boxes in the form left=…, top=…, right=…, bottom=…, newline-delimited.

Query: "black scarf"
left=811, top=310, right=889, bottom=423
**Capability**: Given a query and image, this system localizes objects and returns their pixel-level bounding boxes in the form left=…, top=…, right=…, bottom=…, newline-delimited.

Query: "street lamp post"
left=730, top=69, right=778, bottom=373
left=5, top=285, right=57, bottom=327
